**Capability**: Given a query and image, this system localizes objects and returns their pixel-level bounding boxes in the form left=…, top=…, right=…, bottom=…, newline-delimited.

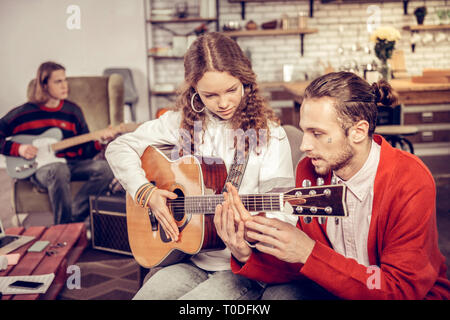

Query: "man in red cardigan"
left=214, top=72, right=450, bottom=299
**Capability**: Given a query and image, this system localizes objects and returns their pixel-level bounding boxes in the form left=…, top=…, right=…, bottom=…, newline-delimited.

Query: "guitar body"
left=5, top=128, right=66, bottom=179
left=5, top=122, right=139, bottom=179
left=126, top=146, right=227, bottom=268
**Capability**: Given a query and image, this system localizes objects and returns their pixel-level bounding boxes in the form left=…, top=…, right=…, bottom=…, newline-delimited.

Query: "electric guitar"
left=5, top=122, right=140, bottom=179
left=126, top=146, right=348, bottom=268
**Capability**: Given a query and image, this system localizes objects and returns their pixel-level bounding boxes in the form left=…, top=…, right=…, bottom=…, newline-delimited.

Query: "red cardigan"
left=231, top=135, right=450, bottom=299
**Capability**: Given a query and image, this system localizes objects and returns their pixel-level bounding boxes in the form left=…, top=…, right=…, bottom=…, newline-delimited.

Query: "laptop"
left=0, top=218, right=35, bottom=255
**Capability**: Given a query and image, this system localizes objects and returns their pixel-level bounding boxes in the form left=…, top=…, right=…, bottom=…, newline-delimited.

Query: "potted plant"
left=414, top=6, right=427, bottom=25
left=370, top=26, right=401, bottom=81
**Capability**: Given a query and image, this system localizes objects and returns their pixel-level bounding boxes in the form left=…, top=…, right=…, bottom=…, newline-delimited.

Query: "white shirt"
left=105, top=110, right=296, bottom=271
left=326, top=139, right=381, bottom=266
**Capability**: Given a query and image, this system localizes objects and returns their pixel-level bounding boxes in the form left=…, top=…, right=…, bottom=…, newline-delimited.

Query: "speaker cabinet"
left=89, top=195, right=132, bottom=256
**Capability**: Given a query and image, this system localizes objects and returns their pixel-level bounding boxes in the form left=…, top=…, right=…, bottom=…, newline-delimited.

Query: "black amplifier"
left=89, top=195, right=132, bottom=256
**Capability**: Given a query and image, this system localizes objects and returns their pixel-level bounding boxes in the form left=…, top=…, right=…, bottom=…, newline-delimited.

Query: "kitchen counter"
left=280, top=79, right=450, bottom=105
left=280, top=79, right=450, bottom=104
left=389, top=79, right=450, bottom=93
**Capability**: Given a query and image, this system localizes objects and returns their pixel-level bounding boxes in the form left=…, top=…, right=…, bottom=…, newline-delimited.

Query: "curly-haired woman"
left=105, top=32, right=295, bottom=299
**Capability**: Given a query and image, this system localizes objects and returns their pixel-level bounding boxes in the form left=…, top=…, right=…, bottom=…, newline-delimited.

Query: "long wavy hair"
left=174, top=32, right=279, bottom=155
left=28, top=61, right=65, bottom=104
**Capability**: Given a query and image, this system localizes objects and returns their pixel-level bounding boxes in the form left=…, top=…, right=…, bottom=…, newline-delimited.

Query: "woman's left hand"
left=214, top=189, right=252, bottom=264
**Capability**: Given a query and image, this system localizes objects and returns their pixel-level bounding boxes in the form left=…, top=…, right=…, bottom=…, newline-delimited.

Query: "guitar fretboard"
left=51, top=131, right=105, bottom=152
left=50, top=123, right=139, bottom=152
left=170, top=194, right=283, bottom=214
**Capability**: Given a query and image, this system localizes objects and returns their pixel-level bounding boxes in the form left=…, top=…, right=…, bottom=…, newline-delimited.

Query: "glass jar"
left=298, top=11, right=308, bottom=29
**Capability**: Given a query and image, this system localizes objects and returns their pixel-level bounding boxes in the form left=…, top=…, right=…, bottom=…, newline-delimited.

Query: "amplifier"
left=89, top=195, right=132, bottom=256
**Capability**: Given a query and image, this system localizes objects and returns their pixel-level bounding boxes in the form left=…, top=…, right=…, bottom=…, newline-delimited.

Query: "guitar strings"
left=163, top=193, right=325, bottom=206
left=158, top=195, right=328, bottom=212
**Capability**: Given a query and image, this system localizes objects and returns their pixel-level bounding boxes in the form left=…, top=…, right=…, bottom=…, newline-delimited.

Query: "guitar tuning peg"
left=316, top=177, right=324, bottom=186
left=331, top=176, right=338, bottom=185
left=303, top=216, right=312, bottom=224
left=302, top=179, right=311, bottom=188
left=319, top=217, right=327, bottom=224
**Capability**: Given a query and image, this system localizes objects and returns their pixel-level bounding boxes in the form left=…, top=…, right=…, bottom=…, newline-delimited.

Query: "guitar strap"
left=221, top=149, right=249, bottom=193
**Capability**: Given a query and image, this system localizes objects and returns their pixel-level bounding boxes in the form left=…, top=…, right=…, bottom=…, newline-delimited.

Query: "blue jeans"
left=133, top=262, right=265, bottom=300
left=262, top=279, right=339, bottom=300
left=30, top=159, right=114, bottom=224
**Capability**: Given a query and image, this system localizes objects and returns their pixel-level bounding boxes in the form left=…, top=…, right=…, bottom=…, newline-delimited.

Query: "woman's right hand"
left=147, top=188, right=179, bottom=242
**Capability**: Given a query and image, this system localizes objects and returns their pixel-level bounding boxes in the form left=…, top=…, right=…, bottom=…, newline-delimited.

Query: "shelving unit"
left=223, top=28, right=318, bottom=56
left=403, top=24, right=450, bottom=52
left=148, top=54, right=184, bottom=59
left=229, top=0, right=315, bottom=19
left=228, top=0, right=411, bottom=19
left=403, top=24, right=450, bottom=32
left=223, top=28, right=317, bottom=37
left=148, top=17, right=218, bottom=24
left=321, top=0, right=410, bottom=15
left=144, top=0, right=219, bottom=116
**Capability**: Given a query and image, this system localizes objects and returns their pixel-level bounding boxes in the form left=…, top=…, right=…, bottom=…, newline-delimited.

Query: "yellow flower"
left=370, top=26, right=401, bottom=42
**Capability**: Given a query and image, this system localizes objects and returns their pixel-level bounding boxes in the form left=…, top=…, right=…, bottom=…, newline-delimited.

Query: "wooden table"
left=0, top=223, right=88, bottom=300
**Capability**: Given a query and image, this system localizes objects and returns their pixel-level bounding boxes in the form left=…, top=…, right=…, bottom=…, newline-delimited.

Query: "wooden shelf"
left=148, top=54, right=184, bottom=59
left=228, top=0, right=314, bottom=18
left=403, top=24, right=450, bottom=32
left=223, top=28, right=318, bottom=56
left=151, top=90, right=176, bottom=96
left=403, top=24, right=450, bottom=53
left=147, top=17, right=217, bottom=24
left=223, top=28, right=318, bottom=37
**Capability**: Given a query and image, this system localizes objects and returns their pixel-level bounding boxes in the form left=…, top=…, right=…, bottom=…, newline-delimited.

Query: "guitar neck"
left=51, top=131, right=103, bottom=152
left=50, top=122, right=139, bottom=152
left=178, top=194, right=283, bottom=215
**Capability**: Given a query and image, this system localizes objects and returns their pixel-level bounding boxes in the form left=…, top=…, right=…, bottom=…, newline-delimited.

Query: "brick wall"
left=147, top=0, right=450, bottom=114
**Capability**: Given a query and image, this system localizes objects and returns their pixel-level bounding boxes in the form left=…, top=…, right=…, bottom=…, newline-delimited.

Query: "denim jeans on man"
left=30, top=159, right=114, bottom=224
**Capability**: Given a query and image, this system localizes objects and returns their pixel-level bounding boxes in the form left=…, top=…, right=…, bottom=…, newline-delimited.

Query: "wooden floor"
left=1, top=154, right=449, bottom=279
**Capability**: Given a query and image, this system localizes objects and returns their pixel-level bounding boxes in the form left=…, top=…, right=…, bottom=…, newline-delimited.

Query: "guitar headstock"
left=283, top=182, right=348, bottom=218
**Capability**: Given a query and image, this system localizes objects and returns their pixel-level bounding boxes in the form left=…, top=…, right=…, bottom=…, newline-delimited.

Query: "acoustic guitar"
left=5, top=122, right=139, bottom=179
left=127, top=146, right=348, bottom=268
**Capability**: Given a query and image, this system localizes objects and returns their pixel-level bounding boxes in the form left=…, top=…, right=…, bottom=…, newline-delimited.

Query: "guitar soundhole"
left=172, top=189, right=185, bottom=222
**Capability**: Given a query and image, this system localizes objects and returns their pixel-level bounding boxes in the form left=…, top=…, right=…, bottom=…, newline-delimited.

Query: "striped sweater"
left=0, top=100, right=101, bottom=160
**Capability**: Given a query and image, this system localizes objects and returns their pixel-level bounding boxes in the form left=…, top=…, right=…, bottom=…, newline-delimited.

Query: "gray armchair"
left=282, top=124, right=305, bottom=174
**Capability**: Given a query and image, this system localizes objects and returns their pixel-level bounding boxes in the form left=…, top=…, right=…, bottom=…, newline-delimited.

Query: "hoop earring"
left=190, top=92, right=205, bottom=113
